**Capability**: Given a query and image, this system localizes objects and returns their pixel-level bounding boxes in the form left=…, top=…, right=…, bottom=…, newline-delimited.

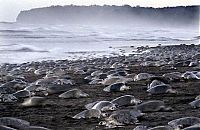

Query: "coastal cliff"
left=16, top=5, right=199, bottom=26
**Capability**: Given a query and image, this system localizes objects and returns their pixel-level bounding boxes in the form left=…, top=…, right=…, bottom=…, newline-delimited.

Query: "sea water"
left=0, top=22, right=199, bottom=64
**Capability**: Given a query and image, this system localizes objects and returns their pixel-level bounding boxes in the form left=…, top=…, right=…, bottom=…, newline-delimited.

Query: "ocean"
left=0, top=22, right=199, bottom=64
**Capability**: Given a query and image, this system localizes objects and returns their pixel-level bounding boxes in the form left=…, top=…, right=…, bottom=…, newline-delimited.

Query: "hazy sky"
left=0, top=0, right=199, bottom=22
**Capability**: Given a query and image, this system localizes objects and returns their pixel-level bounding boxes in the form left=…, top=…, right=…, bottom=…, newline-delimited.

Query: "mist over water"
left=0, top=22, right=199, bottom=64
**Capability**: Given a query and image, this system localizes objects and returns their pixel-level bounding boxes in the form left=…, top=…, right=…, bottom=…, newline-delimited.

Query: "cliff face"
left=16, top=5, right=199, bottom=26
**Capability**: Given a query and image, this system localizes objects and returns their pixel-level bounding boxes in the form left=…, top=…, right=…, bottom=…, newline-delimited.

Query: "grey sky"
left=0, top=0, right=199, bottom=22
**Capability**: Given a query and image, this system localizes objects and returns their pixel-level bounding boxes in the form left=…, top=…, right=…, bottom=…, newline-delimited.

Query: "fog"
left=16, top=5, right=200, bottom=28
left=1, top=5, right=199, bottom=64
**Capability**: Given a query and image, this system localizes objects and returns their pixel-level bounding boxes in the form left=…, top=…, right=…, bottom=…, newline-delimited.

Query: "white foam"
left=0, top=23, right=198, bottom=64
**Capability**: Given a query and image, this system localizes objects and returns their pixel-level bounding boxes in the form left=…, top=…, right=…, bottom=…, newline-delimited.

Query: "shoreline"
left=1, top=43, right=199, bottom=66
left=0, top=44, right=200, bottom=130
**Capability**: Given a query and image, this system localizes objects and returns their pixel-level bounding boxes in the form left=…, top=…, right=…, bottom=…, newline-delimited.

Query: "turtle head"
left=131, top=98, right=142, bottom=105
left=172, top=125, right=182, bottom=130
left=110, top=105, right=117, bottom=111
left=79, top=92, right=89, bottom=98
left=99, top=121, right=107, bottom=126
left=103, top=87, right=110, bottom=92
left=101, top=105, right=116, bottom=111
left=101, top=112, right=110, bottom=118
left=195, top=95, right=200, bottom=100
left=120, top=85, right=131, bottom=91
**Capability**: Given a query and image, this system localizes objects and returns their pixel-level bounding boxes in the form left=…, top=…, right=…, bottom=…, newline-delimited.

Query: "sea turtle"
left=148, top=79, right=165, bottom=89
left=0, top=94, right=17, bottom=103
left=101, top=77, right=125, bottom=86
left=182, top=124, right=200, bottom=130
left=0, top=117, right=30, bottom=130
left=0, top=125, right=17, bottom=130
left=195, top=72, right=200, bottom=79
left=1, top=79, right=27, bottom=90
left=134, top=125, right=148, bottom=130
left=24, top=83, right=40, bottom=92
left=0, top=84, right=16, bottom=94
left=13, top=90, right=31, bottom=98
left=163, top=72, right=182, bottom=82
left=54, top=79, right=74, bottom=85
left=181, top=72, right=199, bottom=80
left=125, top=73, right=137, bottom=80
left=73, top=109, right=101, bottom=119
left=189, top=61, right=198, bottom=67
left=89, top=79, right=103, bottom=85
left=168, top=117, right=200, bottom=129
left=147, top=84, right=176, bottom=94
left=59, top=88, right=89, bottom=99
left=134, top=73, right=154, bottom=81
left=195, top=95, right=200, bottom=100
left=99, top=109, right=139, bottom=128
left=85, top=101, right=116, bottom=111
left=111, top=95, right=142, bottom=107
left=35, top=77, right=57, bottom=86
left=189, top=99, right=200, bottom=108
left=174, top=61, right=191, bottom=67
left=159, top=64, right=176, bottom=70
left=95, top=73, right=107, bottom=80
left=135, top=100, right=172, bottom=112
left=21, top=96, right=45, bottom=107
left=103, top=82, right=130, bottom=92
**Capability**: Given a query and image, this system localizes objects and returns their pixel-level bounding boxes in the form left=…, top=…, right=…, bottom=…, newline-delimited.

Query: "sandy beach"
left=0, top=44, right=200, bottom=130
